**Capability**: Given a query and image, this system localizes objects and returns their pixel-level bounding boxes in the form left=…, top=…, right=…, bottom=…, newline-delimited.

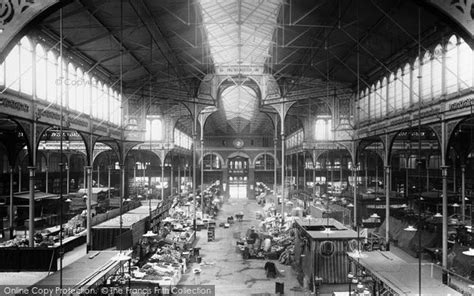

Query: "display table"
left=0, top=231, right=86, bottom=271
left=169, top=230, right=195, bottom=250
left=129, top=264, right=183, bottom=296
left=24, top=214, right=59, bottom=228
left=23, top=251, right=126, bottom=296
left=348, top=250, right=462, bottom=295
left=53, top=231, right=87, bottom=252
left=131, top=269, right=181, bottom=285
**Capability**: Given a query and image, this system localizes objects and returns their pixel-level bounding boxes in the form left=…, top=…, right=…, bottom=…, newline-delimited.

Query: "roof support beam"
left=288, top=0, right=325, bottom=26
left=284, top=28, right=311, bottom=47
left=279, top=0, right=347, bottom=97
left=76, top=0, right=154, bottom=78
left=168, top=29, right=197, bottom=48
left=43, top=6, right=87, bottom=24
left=73, top=31, right=114, bottom=48
left=327, top=2, right=396, bottom=78
left=156, top=1, right=191, bottom=26
left=38, top=26, right=113, bottom=80
left=128, top=0, right=195, bottom=95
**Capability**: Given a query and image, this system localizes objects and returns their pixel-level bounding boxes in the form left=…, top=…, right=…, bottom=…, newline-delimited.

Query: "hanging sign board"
left=216, top=64, right=264, bottom=75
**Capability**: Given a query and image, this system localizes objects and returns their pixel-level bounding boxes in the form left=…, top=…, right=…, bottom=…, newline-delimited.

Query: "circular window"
left=233, top=138, right=244, bottom=149
left=348, top=239, right=358, bottom=252
left=319, top=240, right=336, bottom=257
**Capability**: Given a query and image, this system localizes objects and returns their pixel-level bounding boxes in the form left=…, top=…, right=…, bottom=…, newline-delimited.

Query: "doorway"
left=228, top=156, right=249, bottom=199
left=229, top=177, right=247, bottom=199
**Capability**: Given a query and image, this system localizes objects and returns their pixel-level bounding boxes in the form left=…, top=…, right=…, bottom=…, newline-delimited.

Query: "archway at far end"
left=228, top=156, right=249, bottom=199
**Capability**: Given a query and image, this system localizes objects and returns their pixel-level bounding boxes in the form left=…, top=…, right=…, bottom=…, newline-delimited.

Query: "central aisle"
left=179, top=198, right=307, bottom=296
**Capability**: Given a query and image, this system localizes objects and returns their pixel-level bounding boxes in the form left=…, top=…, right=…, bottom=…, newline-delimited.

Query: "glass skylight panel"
left=198, top=0, right=282, bottom=126
left=199, top=0, right=281, bottom=66
left=221, top=85, right=257, bottom=121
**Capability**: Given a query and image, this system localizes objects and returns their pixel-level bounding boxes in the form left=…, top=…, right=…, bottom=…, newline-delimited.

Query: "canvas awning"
left=14, top=191, right=59, bottom=201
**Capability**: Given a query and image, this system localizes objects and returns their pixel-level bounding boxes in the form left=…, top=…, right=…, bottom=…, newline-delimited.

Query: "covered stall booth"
left=91, top=205, right=150, bottom=250
left=0, top=191, right=87, bottom=271
left=294, top=217, right=359, bottom=289
left=347, top=250, right=462, bottom=295
left=76, top=187, right=113, bottom=212
left=12, top=191, right=65, bottom=229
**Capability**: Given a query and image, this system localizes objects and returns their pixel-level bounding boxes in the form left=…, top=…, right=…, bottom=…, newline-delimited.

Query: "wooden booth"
left=77, top=187, right=113, bottom=209
left=294, top=217, right=359, bottom=285
left=91, top=204, right=150, bottom=250
left=13, top=191, right=63, bottom=228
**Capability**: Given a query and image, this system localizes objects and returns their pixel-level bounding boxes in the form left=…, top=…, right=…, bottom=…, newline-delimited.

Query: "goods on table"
left=0, top=215, right=85, bottom=248
left=130, top=242, right=185, bottom=285
left=236, top=225, right=295, bottom=262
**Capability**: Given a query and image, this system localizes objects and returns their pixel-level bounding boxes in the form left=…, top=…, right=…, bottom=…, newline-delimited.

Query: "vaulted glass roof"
left=199, top=0, right=281, bottom=66
left=221, top=85, right=257, bottom=132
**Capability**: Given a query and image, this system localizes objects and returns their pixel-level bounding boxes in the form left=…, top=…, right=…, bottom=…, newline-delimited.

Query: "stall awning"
left=77, top=187, right=112, bottom=195
left=296, top=217, right=358, bottom=240
left=14, top=191, right=59, bottom=201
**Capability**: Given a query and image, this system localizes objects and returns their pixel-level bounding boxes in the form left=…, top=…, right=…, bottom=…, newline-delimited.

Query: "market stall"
left=22, top=251, right=128, bottom=296
left=126, top=212, right=197, bottom=294
left=236, top=215, right=295, bottom=261
left=77, top=187, right=113, bottom=209
left=347, top=250, right=462, bottom=295
left=294, top=217, right=359, bottom=285
left=92, top=204, right=150, bottom=250
left=130, top=242, right=185, bottom=288
left=0, top=213, right=86, bottom=271
left=10, top=191, right=63, bottom=228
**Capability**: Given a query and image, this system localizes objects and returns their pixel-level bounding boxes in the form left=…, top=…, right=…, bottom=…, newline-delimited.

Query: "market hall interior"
left=0, top=0, right=474, bottom=295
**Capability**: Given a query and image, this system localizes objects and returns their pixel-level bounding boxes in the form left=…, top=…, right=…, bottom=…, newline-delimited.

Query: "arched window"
left=83, top=72, right=91, bottom=114
left=117, top=94, right=122, bottom=125
left=363, top=90, right=369, bottom=121
left=445, top=35, right=458, bottom=94
left=57, top=56, right=66, bottom=104
left=412, top=58, right=420, bottom=104
left=68, top=63, right=77, bottom=111
left=204, top=154, right=223, bottom=169
left=35, top=44, right=47, bottom=100
left=315, top=116, right=332, bottom=140
left=173, top=128, right=191, bottom=149
left=359, top=90, right=367, bottom=122
left=395, top=69, right=403, bottom=110
left=46, top=51, right=57, bottom=103
left=432, top=45, right=443, bottom=97
left=97, top=82, right=105, bottom=120
left=421, top=51, right=431, bottom=101
left=369, top=85, right=375, bottom=120
left=105, top=86, right=111, bottom=121
left=103, top=85, right=110, bottom=121
left=380, top=78, right=387, bottom=116
left=255, top=154, right=275, bottom=170
left=19, top=36, right=33, bottom=95
left=91, top=78, right=99, bottom=118
left=402, top=64, right=411, bottom=108
left=388, top=74, right=395, bottom=112
left=111, top=91, right=119, bottom=125
left=5, top=43, right=20, bottom=91
left=146, top=117, right=163, bottom=141
left=459, top=38, right=473, bottom=90
left=76, top=68, right=84, bottom=113
left=100, top=83, right=107, bottom=120
left=375, top=81, right=382, bottom=118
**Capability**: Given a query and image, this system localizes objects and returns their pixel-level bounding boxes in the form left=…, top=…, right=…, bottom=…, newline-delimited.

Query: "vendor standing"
left=247, top=227, right=259, bottom=250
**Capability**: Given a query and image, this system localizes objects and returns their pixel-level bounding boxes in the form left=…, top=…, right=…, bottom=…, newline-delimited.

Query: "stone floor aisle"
left=179, top=198, right=311, bottom=296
